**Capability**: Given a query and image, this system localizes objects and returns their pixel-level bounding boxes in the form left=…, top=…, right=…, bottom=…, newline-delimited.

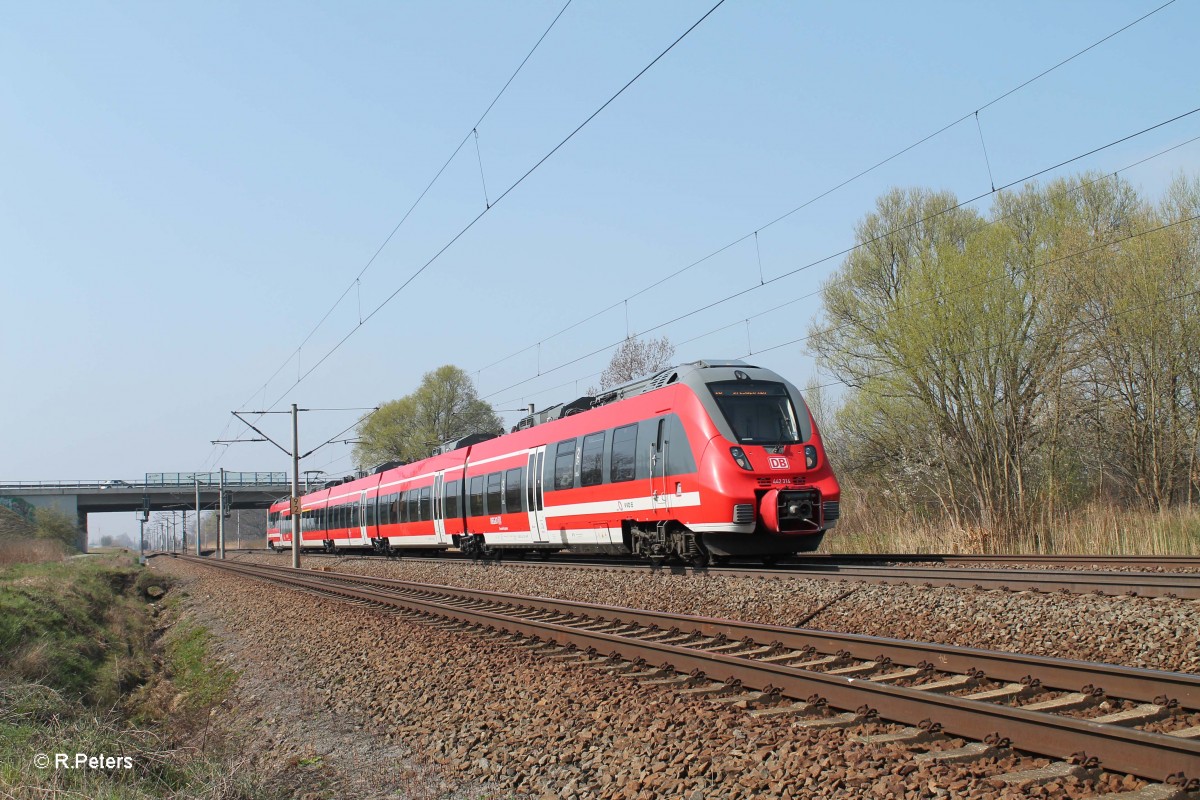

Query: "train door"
left=357, top=491, right=369, bottom=544
left=432, top=472, right=450, bottom=545
left=526, top=446, right=548, bottom=542
left=652, top=419, right=672, bottom=513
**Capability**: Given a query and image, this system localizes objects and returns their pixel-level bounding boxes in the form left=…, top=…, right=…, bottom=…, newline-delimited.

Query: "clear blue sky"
left=2, top=1, right=1197, bottom=539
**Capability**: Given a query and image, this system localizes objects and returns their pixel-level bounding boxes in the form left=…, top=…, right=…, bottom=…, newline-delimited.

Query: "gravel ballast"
left=153, top=556, right=1167, bottom=798
left=241, top=552, right=1200, bottom=674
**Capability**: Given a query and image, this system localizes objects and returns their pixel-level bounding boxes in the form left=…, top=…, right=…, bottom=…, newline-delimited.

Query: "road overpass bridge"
left=0, top=472, right=292, bottom=550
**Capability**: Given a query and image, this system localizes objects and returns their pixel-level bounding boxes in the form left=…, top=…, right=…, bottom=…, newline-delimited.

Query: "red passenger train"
left=266, top=360, right=840, bottom=565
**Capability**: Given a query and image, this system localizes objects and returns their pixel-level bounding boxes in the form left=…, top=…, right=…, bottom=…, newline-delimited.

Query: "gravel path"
left=239, top=552, right=1200, bottom=674
left=155, top=556, right=1163, bottom=799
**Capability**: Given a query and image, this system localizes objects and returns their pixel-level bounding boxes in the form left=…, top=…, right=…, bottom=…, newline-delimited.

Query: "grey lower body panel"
left=700, top=530, right=825, bottom=556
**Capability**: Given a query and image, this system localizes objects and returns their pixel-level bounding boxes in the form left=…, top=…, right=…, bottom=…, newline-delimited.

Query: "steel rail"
left=180, top=556, right=1200, bottom=783
left=788, top=553, right=1200, bottom=569
left=266, top=550, right=1200, bottom=597
left=747, top=563, right=1200, bottom=598
left=248, top=546, right=1200, bottom=570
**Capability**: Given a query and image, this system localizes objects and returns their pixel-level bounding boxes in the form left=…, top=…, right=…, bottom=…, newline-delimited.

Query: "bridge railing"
left=0, top=473, right=291, bottom=490
left=144, top=472, right=290, bottom=487
left=0, top=480, right=133, bottom=489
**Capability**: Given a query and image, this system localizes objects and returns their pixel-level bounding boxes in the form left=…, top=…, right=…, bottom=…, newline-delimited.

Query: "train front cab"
left=685, top=363, right=840, bottom=559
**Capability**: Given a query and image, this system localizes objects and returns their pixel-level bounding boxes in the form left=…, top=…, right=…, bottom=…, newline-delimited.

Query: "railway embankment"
left=153, top=555, right=1198, bottom=798
left=0, top=551, right=270, bottom=799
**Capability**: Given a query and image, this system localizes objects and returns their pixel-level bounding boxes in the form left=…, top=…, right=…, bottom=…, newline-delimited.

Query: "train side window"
left=391, top=494, right=400, bottom=524
left=504, top=467, right=523, bottom=513
left=554, top=440, right=576, bottom=490
left=406, top=490, right=419, bottom=523
left=580, top=432, right=605, bottom=487
left=485, top=472, right=502, bottom=515
left=468, top=476, right=484, bottom=517
left=610, top=424, right=638, bottom=482
left=526, top=454, right=536, bottom=511
left=445, top=480, right=460, bottom=518
left=535, top=451, right=544, bottom=509
left=420, top=486, right=432, bottom=521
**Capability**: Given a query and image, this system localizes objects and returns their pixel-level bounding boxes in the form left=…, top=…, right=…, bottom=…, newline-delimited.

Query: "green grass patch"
left=0, top=555, right=153, bottom=700
left=159, top=622, right=236, bottom=714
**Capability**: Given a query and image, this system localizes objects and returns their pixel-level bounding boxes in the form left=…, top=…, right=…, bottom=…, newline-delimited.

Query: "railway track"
left=251, top=549, right=1200, bottom=599
left=237, top=546, right=1200, bottom=570
left=178, top=554, right=1200, bottom=792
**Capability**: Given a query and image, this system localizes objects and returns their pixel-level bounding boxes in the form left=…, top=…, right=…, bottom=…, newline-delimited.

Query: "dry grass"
left=824, top=491, right=1200, bottom=555
left=0, top=681, right=268, bottom=800
left=0, top=538, right=66, bottom=567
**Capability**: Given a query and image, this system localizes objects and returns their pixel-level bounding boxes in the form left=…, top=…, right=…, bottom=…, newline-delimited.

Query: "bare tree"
left=596, top=334, right=675, bottom=391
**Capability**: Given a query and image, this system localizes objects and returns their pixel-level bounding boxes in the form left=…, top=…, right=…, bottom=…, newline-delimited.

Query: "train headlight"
left=729, top=447, right=753, bottom=471
left=804, top=445, right=818, bottom=469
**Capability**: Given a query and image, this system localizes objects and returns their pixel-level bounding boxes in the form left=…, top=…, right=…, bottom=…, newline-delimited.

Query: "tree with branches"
left=595, top=334, right=675, bottom=392
left=354, top=365, right=503, bottom=466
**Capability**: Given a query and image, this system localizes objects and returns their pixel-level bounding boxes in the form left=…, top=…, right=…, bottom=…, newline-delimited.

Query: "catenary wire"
left=202, top=0, right=574, bottom=470
left=489, top=130, right=1200, bottom=409
left=469, top=0, right=1179, bottom=379
left=488, top=132, right=1200, bottom=407
left=747, top=211, right=1200, bottom=364
left=491, top=206, right=1200, bottom=413
left=669, top=132, right=1200, bottom=353
left=212, top=0, right=1179, bottom=467
left=478, top=110, right=1200, bottom=401
left=251, top=0, right=729, bottom=418
left=798, top=283, right=1200, bottom=394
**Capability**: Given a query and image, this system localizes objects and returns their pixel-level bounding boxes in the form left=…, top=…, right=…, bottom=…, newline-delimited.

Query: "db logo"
left=767, top=456, right=790, bottom=470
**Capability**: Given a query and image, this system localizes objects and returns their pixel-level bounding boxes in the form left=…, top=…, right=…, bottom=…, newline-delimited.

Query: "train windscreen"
left=708, top=381, right=804, bottom=445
